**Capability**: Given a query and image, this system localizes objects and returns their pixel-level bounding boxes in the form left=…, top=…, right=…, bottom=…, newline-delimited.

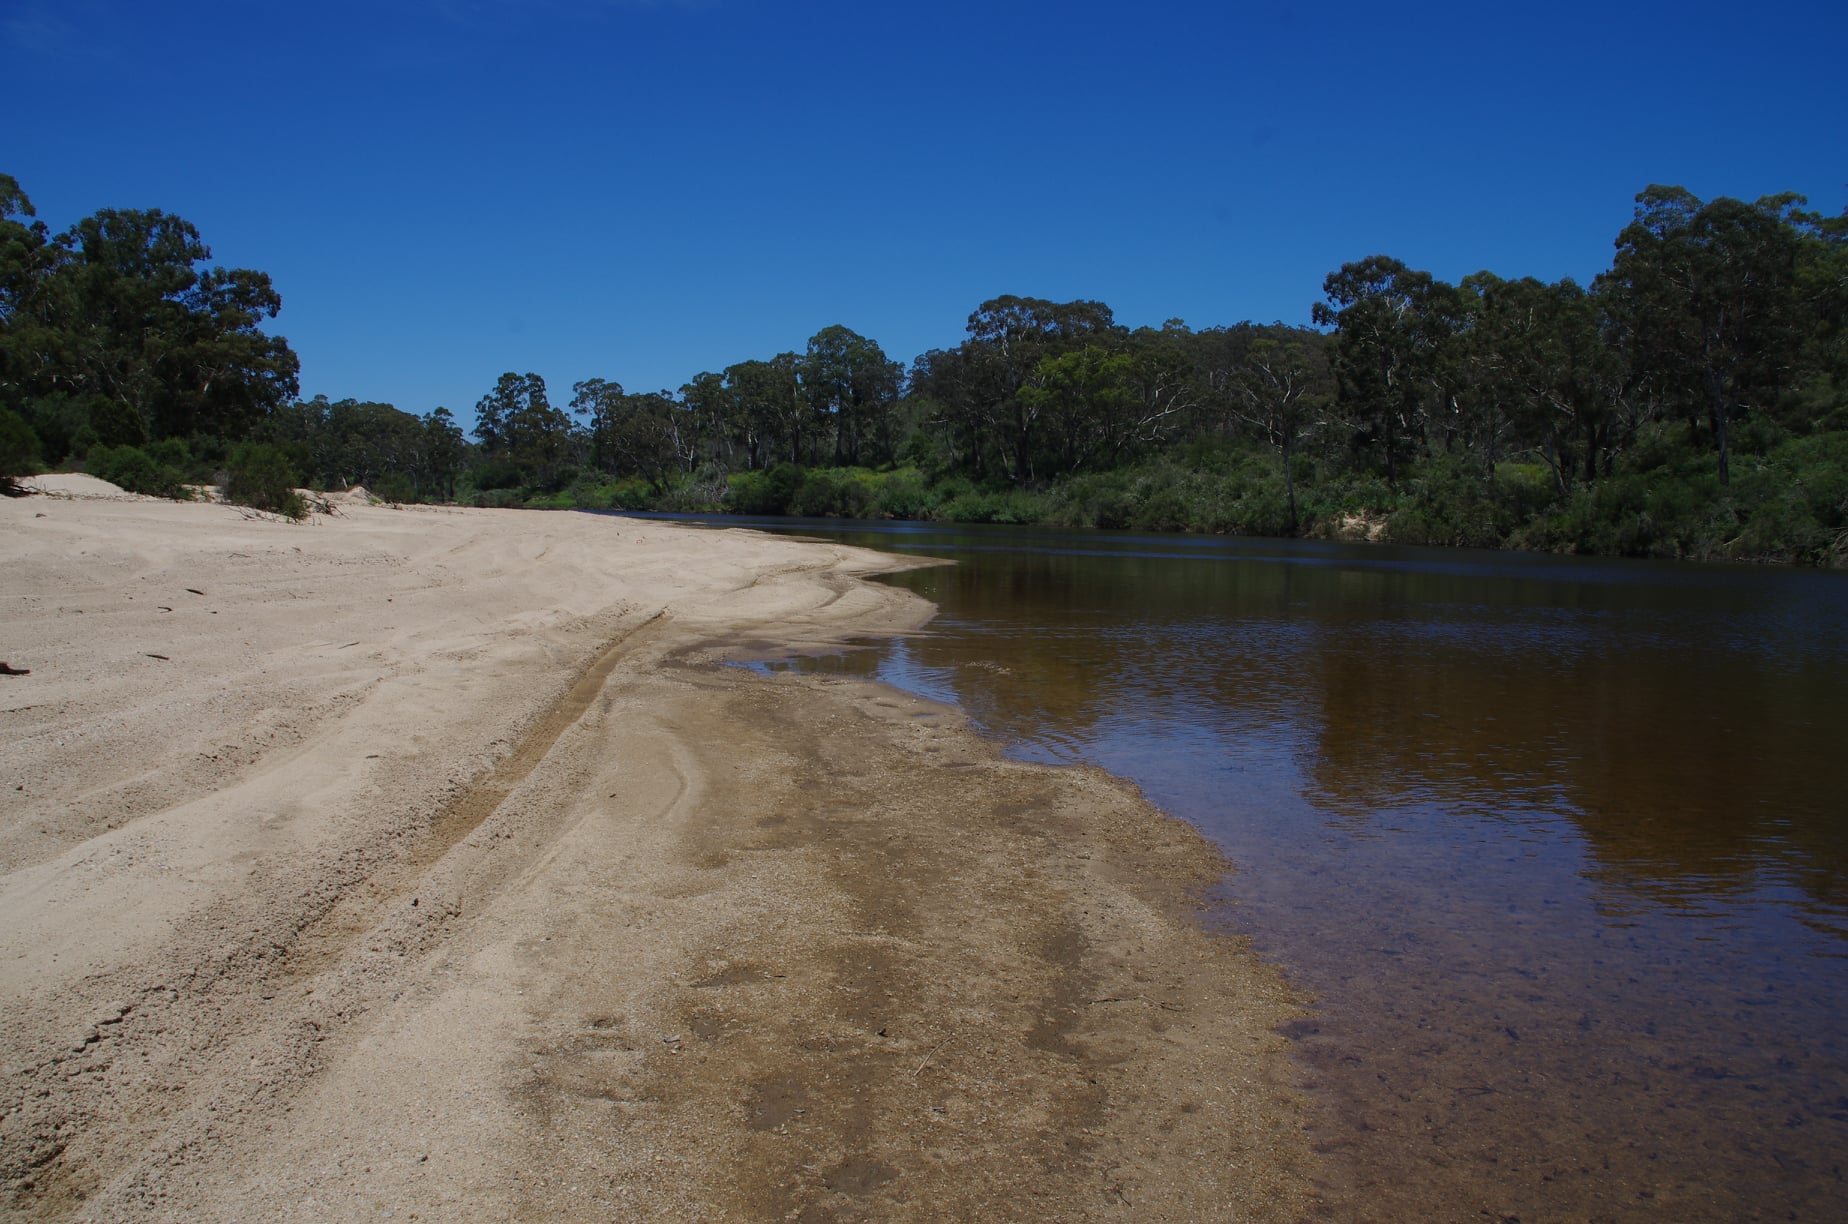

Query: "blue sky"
left=6, top=0, right=1845, bottom=431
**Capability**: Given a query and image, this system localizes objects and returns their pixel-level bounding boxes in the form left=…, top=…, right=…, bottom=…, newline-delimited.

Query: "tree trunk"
left=1282, top=435, right=1298, bottom=533
left=1706, top=369, right=1731, bottom=485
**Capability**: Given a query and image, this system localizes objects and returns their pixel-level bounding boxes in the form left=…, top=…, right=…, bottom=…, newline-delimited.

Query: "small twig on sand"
left=912, top=1035, right=954, bottom=1080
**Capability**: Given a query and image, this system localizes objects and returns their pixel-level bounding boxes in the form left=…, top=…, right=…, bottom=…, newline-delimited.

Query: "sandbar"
left=0, top=482, right=1316, bottom=1221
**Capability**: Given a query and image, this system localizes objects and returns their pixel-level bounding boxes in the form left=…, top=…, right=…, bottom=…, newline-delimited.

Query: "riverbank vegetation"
left=4, top=172, right=1844, bottom=562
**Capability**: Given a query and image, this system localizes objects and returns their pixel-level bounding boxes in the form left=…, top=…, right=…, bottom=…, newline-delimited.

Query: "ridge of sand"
left=0, top=491, right=1316, bottom=1221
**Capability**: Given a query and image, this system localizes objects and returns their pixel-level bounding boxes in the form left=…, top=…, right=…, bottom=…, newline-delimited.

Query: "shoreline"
left=1, top=483, right=1318, bottom=1221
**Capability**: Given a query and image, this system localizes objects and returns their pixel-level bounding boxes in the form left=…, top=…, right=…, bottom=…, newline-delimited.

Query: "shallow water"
left=641, top=514, right=1848, bottom=1221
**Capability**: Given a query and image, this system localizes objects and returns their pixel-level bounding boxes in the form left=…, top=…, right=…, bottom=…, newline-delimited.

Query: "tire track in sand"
left=282, top=609, right=670, bottom=980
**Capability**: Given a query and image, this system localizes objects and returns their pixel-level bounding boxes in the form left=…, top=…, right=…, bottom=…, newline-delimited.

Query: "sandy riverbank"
left=0, top=480, right=1317, bottom=1222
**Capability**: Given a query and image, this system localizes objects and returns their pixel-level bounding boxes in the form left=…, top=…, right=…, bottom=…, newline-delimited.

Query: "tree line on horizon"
left=3, top=170, right=1844, bottom=561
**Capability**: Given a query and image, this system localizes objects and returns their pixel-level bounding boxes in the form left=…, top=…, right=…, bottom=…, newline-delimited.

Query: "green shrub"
left=1387, top=455, right=1512, bottom=549
left=16, top=393, right=96, bottom=466
left=88, top=396, right=148, bottom=448
left=791, top=468, right=876, bottom=518
left=654, top=473, right=729, bottom=513
left=869, top=468, right=937, bottom=519
left=1209, top=468, right=1295, bottom=537
left=726, top=463, right=806, bottom=515
left=1045, top=470, right=1136, bottom=528
left=145, top=437, right=192, bottom=470
left=371, top=471, right=416, bottom=504
left=465, top=458, right=524, bottom=492
left=1126, top=473, right=1196, bottom=532
left=938, top=487, right=1048, bottom=524
left=223, top=442, right=305, bottom=518
left=86, top=443, right=191, bottom=499
left=597, top=476, right=656, bottom=510
left=1, top=409, right=42, bottom=487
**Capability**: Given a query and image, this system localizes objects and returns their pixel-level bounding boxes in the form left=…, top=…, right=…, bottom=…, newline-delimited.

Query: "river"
left=645, top=514, right=1848, bottom=1221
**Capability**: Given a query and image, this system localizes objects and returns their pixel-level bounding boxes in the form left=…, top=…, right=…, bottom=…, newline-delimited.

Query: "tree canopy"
left=4, top=170, right=1843, bottom=563
left=1, top=177, right=298, bottom=465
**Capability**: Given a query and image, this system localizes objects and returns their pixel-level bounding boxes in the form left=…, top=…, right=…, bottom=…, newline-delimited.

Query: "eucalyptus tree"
left=678, top=370, right=738, bottom=469
left=419, top=407, right=466, bottom=500
left=1313, top=256, right=1458, bottom=484
left=1599, top=186, right=1809, bottom=483
left=1015, top=324, right=1200, bottom=477
left=1191, top=322, right=1284, bottom=438
left=1226, top=337, right=1330, bottom=529
left=800, top=325, right=903, bottom=467
left=0, top=177, right=298, bottom=450
left=476, top=372, right=575, bottom=488
left=1119, top=320, right=1207, bottom=454
left=1019, top=346, right=1138, bottom=475
left=0, top=176, right=58, bottom=419
left=1455, top=273, right=1618, bottom=488
left=570, top=376, right=628, bottom=474
left=614, top=391, right=690, bottom=491
left=573, top=377, right=688, bottom=490
left=962, top=295, right=1122, bottom=481
left=726, top=354, right=807, bottom=466
left=713, top=360, right=773, bottom=470
left=764, top=352, right=813, bottom=467
left=907, top=345, right=990, bottom=478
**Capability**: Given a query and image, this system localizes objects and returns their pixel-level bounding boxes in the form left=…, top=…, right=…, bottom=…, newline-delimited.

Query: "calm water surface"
left=646, top=514, right=1848, bottom=1221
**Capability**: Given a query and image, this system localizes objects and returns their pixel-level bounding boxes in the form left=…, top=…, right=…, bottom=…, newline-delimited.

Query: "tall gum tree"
left=1, top=181, right=298, bottom=450
left=963, top=295, right=1121, bottom=482
left=1600, top=186, right=1809, bottom=484
left=1226, top=336, right=1330, bottom=530
left=475, top=372, right=575, bottom=488
left=1455, top=273, right=1617, bottom=489
left=1313, top=256, right=1457, bottom=485
left=800, top=325, right=901, bottom=468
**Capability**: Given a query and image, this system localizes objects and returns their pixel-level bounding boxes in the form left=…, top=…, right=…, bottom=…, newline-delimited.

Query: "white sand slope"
left=0, top=490, right=1315, bottom=1222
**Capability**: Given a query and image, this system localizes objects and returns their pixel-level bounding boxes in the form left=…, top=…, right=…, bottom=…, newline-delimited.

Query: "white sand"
left=0, top=486, right=1315, bottom=1221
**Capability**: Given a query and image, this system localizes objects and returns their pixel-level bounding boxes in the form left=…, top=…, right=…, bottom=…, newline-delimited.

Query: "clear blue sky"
left=7, top=0, right=1844, bottom=432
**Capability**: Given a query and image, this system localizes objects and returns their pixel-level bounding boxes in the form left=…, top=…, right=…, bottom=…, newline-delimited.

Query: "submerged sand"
left=0, top=482, right=1317, bottom=1221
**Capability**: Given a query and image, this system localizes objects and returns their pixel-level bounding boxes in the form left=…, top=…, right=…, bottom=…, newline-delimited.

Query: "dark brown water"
left=647, top=515, right=1848, bottom=1221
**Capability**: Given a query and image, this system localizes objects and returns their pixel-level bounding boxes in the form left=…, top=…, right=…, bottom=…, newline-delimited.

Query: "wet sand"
left=0, top=480, right=1316, bottom=1222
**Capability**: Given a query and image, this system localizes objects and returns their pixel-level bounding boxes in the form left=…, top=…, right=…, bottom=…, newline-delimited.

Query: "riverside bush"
left=868, top=468, right=937, bottom=518
left=1045, top=470, right=1137, bottom=529
left=726, top=462, right=805, bottom=515
left=591, top=475, right=656, bottom=510
left=1388, top=454, right=1527, bottom=549
left=424, top=417, right=1844, bottom=567
left=1207, top=468, right=1295, bottom=537
left=791, top=468, right=876, bottom=518
left=370, top=472, right=416, bottom=504
left=937, top=487, right=1049, bottom=524
left=723, top=464, right=935, bottom=519
left=1, top=409, right=43, bottom=488
left=87, top=442, right=192, bottom=499
left=653, top=471, right=729, bottom=512
left=223, top=443, right=305, bottom=518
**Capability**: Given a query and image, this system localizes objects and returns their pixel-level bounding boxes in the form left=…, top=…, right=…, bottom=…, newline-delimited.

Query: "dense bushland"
left=5, top=171, right=1843, bottom=561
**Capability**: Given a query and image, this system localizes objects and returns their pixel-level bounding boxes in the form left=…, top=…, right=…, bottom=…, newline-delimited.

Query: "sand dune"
left=1, top=487, right=1314, bottom=1221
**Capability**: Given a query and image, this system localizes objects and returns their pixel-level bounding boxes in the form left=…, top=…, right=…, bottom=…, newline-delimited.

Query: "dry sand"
left=1, top=480, right=1317, bottom=1221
